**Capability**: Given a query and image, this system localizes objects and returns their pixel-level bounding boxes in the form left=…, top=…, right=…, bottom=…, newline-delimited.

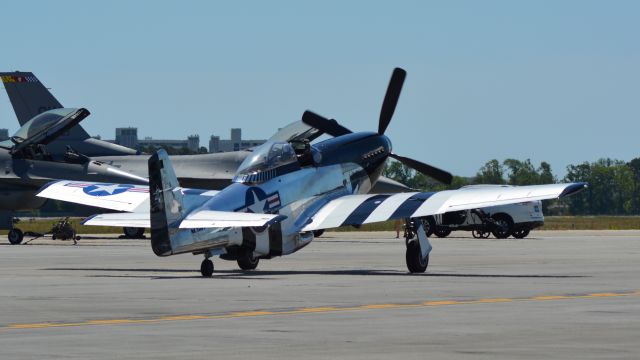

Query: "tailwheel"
left=200, top=259, right=214, bottom=277
left=237, top=248, right=259, bottom=270
left=8, top=228, right=24, bottom=245
left=405, top=241, right=429, bottom=273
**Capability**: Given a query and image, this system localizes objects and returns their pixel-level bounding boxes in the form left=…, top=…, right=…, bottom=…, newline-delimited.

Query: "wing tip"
left=559, top=182, right=588, bottom=198
left=36, top=180, right=61, bottom=197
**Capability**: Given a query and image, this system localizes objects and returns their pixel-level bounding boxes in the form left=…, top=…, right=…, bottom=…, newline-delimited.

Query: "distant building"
left=0, top=128, right=8, bottom=141
left=138, top=135, right=200, bottom=152
left=209, top=128, right=266, bottom=153
left=115, top=127, right=138, bottom=149
left=110, top=127, right=261, bottom=153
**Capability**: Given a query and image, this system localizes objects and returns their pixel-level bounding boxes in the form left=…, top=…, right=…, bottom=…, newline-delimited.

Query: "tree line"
left=383, top=157, right=640, bottom=215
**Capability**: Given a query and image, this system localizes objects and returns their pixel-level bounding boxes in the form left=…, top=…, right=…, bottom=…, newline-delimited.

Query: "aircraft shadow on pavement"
left=42, top=267, right=588, bottom=280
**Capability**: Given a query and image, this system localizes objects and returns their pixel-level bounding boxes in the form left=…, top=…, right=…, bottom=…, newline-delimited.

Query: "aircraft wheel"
left=425, top=217, right=436, bottom=237
left=8, top=228, right=24, bottom=245
left=237, top=249, right=259, bottom=270
left=406, top=241, right=429, bottom=273
left=433, top=227, right=451, bottom=238
left=200, top=259, right=214, bottom=277
left=491, top=214, right=513, bottom=239
left=512, top=229, right=530, bottom=239
left=123, top=227, right=145, bottom=238
left=313, top=229, right=325, bottom=238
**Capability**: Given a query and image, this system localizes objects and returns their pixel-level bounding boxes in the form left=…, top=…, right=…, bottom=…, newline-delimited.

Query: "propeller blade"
left=378, top=67, right=406, bottom=135
left=302, top=111, right=352, bottom=137
left=390, top=153, right=453, bottom=185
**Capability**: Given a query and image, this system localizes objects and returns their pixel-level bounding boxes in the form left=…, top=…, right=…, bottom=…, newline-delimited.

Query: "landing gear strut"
left=404, top=218, right=432, bottom=273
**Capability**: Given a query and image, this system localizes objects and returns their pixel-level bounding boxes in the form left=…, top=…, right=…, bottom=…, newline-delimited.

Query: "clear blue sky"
left=1, top=0, right=638, bottom=177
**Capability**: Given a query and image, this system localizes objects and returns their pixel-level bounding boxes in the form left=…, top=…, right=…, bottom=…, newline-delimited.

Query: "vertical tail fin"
left=1, top=71, right=90, bottom=139
left=148, top=149, right=184, bottom=256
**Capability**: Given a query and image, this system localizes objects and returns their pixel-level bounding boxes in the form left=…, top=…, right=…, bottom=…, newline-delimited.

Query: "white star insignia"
left=88, top=184, right=126, bottom=195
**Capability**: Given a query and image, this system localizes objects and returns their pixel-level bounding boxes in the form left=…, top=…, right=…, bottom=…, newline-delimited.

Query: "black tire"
left=512, top=229, right=530, bottom=239
left=313, top=229, right=325, bottom=238
left=8, top=228, right=24, bottom=245
left=406, top=241, right=429, bottom=273
left=123, top=227, right=145, bottom=238
left=433, top=227, right=452, bottom=238
left=200, top=259, right=214, bottom=277
left=491, top=214, right=514, bottom=239
left=237, top=249, right=259, bottom=270
left=425, top=217, right=436, bottom=237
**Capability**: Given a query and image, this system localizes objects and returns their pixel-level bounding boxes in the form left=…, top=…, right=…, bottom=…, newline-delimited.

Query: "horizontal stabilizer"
left=179, top=210, right=283, bottom=229
left=83, top=213, right=150, bottom=228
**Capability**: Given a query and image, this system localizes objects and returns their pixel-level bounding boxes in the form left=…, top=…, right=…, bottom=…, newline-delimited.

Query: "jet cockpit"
left=0, top=108, right=89, bottom=161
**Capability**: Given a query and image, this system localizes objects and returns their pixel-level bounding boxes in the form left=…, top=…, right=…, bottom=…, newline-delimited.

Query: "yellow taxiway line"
left=4, top=290, right=638, bottom=331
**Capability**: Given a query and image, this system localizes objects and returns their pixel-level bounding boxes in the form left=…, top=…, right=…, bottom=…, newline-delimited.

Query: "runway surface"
left=1, top=230, right=639, bottom=359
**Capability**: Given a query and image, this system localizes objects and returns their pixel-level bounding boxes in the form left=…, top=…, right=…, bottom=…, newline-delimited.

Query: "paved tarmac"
left=0, top=230, right=639, bottom=359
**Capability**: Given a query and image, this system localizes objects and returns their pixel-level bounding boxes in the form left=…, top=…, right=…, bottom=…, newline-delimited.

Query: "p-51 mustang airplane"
left=37, top=68, right=587, bottom=276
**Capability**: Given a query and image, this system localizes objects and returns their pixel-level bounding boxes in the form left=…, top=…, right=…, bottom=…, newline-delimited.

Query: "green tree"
left=475, top=159, right=505, bottom=184
left=627, top=157, right=640, bottom=213
left=538, top=161, right=556, bottom=184
left=503, top=158, right=539, bottom=185
left=382, top=160, right=414, bottom=185
left=563, top=158, right=635, bottom=215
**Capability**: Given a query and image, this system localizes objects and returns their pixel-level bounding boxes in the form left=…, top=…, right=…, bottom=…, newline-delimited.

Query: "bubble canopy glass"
left=0, top=108, right=81, bottom=149
left=233, top=141, right=301, bottom=183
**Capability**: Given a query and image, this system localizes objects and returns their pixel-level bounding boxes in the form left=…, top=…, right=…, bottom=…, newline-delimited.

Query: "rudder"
left=148, top=149, right=183, bottom=256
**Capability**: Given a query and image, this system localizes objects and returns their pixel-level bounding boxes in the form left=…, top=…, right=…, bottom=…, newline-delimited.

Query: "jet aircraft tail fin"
left=148, top=149, right=184, bottom=256
left=1, top=71, right=90, bottom=139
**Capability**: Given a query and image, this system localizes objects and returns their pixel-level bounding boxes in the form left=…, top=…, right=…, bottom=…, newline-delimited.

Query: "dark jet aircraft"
left=0, top=107, right=149, bottom=244
left=38, top=68, right=587, bottom=275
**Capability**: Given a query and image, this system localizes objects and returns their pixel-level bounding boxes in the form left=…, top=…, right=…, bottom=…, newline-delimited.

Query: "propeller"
left=301, top=111, right=352, bottom=137
left=301, top=68, right=453, bottom=185
left=378, top=67, right=406, bottom=135
left=389, top=153, right=453, bottom=185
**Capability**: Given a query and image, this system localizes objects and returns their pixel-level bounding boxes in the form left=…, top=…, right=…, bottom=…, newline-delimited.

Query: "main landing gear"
left=201, top=258, right=214, bottom=277
left=4, top=214, right=24, bottom=245
left=237, top=248, right=259, bottom=270
left=404, top=218, right=432, bottom=273
left=8, top=228, right=24, bottom=245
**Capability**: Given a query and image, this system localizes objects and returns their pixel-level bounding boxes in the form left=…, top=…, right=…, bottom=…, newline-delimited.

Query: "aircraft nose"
left=383, top=135, right=392, bottom=154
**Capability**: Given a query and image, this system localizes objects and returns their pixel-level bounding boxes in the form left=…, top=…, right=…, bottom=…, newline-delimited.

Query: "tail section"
left=1, top=71, right=90, bottom=139
left=148, top=149, right=184, bottom=256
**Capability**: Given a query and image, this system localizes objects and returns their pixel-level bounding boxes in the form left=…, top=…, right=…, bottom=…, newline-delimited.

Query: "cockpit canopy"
left=0, top=108, right=84, bottom=149
left=233, top=141, right=301, bottom=184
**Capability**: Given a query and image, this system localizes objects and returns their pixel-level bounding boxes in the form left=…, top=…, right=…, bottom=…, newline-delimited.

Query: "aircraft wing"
left=179, top=211, right=283, bottom=228
left=37, top=180, right=150, bottom=212
left=301, top=182, right=587, bottom=231
left=83, top=213, right=150, bottom=228
left=38, top=180, right=222, bottom=213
